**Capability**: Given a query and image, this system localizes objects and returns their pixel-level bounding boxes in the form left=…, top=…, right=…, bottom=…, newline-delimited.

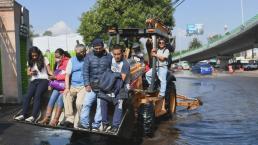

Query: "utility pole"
left=66, top=29, right=68, bottom=51
left=47, top=36, right=49, bottom=49
left=240, top=0, right=244, bottom=26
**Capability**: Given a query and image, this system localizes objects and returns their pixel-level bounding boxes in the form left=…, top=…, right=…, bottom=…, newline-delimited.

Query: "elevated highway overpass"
left=172, top=14, right=258, bottom=68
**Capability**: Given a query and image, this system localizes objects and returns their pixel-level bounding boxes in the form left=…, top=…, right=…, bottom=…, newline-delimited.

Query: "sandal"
left=49, top=118, right=59, bottom=127
left=38, top=116, right=50, bottom=125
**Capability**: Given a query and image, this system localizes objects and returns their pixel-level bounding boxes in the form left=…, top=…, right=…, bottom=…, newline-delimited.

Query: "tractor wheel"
left=138, top=103, right=155, bottom=137
left=165, top=81, right=177, bottom=117
left=169, top=82, right=177, bottom=114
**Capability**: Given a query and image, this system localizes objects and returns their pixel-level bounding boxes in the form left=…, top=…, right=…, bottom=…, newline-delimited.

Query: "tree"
left=29, top=25, right=40, bottom=38
left=79, top=0, right=175, bottom=45
left=43, top=30, right=53, bottom=36
left=189, top=37, right=202, bottom=49
left=207, top=34, right=222, bottom=43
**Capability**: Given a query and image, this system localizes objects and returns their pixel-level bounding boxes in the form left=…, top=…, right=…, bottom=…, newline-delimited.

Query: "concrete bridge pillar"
left=216, top=55, right=233, bottom=70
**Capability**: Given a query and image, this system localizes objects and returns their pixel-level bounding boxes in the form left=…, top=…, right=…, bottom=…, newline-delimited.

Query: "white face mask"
left=55, top=58, right=61, bottom=63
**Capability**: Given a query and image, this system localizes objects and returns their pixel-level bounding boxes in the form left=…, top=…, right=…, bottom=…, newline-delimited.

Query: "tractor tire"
left=138, top=103, right=155, bottom=137
left=165, top=74, right=177, bottom=117
left=168, top=82, right=177, bottom=114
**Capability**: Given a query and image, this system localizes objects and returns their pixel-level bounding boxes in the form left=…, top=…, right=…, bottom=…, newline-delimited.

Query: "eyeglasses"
left=75, top=50, right=85, bottom=54
left=159, top=41, right=165, bottom=44
left=55, top=56, right=62, bottom=59
left=79, top=51, right=85, bottom=54
left=55, top=54, right=62, bottom=58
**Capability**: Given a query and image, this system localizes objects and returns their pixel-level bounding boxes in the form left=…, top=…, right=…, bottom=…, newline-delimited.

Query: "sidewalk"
left=233, top=69, right=258, bottom=77
left=212, top=68, right=258, bottom=77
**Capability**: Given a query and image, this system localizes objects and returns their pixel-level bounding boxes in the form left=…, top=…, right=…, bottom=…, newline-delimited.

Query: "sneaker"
left=25, top=116, right=35, bottom=123
left=102, top=124, right=111, bottom=132
left=92, top=126, right=101, bottom=132
left=14, top=115, right=25, bottom=121
left=107, top=126, right=118, bottom=134
left=78, top=124, right=90, bottom=131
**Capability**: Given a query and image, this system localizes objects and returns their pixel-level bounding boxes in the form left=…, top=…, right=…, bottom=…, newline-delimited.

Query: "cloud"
left=47, top=21, right=73, bottom=36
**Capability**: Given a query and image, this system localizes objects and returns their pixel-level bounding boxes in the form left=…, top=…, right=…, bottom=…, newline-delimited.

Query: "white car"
left=178, top=61, right=190, bottom=70
left=243, top=63, right=258, bottom=70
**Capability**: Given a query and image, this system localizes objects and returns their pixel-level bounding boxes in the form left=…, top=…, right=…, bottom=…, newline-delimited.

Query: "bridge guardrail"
left=173, top=14, right=258, bottom=60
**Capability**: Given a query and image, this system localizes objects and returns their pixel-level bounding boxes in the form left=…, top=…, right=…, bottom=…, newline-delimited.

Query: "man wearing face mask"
left=62, top=44, right=87, bottom=128
left=80, top=38, right=112, bottom=131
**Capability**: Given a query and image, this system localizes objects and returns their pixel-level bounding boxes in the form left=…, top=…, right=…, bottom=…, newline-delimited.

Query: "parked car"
left=171, top=63, right=180, bottom=70
left=178, top=61, right=190, bottom=70
left=242, top=63, right=258, bottom=70
left=191, top=62, right=213, bottom=75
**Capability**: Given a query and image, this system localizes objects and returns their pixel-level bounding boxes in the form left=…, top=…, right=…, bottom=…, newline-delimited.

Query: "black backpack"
left=163, top=43, right=175, bottom=69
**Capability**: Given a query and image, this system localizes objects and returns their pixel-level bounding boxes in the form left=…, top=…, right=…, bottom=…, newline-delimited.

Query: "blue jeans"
left=80, top=91, right=102, bottom=128
left=101, top=98, right=123, bottom=128
left=47, top=89, right=64, bottom=108
left=146, top=66, right=168, bottom=96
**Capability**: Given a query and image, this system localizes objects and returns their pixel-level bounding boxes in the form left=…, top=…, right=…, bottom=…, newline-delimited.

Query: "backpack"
left=163, top=43, right=175, bottom=69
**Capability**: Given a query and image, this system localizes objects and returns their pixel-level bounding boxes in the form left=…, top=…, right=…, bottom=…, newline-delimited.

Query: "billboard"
left=186, top=24, right=204, bottom=36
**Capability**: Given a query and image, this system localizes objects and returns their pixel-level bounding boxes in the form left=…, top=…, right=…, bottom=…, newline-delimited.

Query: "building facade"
left=0, top=0, right=30, bottom=103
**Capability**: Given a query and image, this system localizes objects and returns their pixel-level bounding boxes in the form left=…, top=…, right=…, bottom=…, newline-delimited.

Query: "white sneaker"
left=25, top=116, right=35, bottom=123
left=14, top=115, right=25, bottom=121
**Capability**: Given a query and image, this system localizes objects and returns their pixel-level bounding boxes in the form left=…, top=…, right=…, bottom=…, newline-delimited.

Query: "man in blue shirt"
left=62, top=44, right=86, bottom=128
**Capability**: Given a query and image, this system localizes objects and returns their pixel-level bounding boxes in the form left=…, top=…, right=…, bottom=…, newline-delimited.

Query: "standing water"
left=142, top=74, right=258, bottom=145
left=1, top=73, right=258, bottom=145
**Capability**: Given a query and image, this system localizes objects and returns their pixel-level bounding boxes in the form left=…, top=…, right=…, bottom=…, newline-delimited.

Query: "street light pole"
left=47, top=36, right=49, bottom=49
left=66, top=29, right=68, bottom=51
left=178, top=34, right=181, bottom=63
left=240, top=0, right=244, bottom=26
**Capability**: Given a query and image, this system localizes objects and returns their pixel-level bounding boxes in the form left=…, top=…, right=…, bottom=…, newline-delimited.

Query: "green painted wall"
left=20, top=36, right=28, bottom=95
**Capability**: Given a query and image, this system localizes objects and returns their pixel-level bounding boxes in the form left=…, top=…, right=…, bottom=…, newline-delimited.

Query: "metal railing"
left=173, top=13, right=258, bottom=59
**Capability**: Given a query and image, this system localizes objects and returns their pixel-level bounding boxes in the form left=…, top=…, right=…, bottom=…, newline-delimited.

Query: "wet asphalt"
left=1, top=71, right=258, bottom=145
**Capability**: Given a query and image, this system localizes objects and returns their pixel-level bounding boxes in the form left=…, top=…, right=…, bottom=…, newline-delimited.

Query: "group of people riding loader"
left=14, top=37, right=170, bottom=134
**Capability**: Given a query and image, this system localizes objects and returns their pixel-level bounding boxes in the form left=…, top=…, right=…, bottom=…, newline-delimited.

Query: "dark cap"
left=92, top=38, right=104, bottom=47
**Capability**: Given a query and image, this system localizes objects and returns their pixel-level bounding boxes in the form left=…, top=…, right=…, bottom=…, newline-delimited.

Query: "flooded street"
left=1, top=71, right=258, bottom=145
left=172, top=73, right=258, bottom=145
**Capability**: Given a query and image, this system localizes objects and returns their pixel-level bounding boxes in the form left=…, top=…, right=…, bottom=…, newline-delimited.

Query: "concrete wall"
left=239, top=48, right=258, bottom=60
left=0, top=0, right=29, bottom=103
left=0, top=4, right=17, bottom=103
